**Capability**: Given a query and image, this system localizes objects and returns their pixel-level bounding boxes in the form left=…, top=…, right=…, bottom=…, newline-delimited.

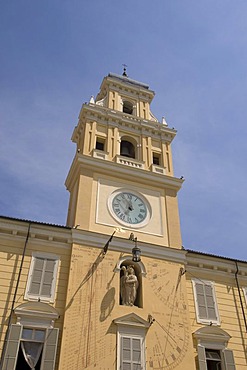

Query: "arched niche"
left=120, top=136, right=137, bottom=159
left=115, top=255, right=146, bottom=308
left=123, top=100, right=134, bottom=115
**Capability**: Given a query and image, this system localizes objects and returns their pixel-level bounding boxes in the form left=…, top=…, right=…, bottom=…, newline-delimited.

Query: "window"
left=192, top=279, right=220, bottom=325
left=3, top=325, right=59, bottom=370
left=205, top=349, right=222, bottom=370
left=120, top=140, right=135, bottom=158
left=123, top=101, right=134, bottom=115
left=25, top=253, right=59, bottom=302
left=2, top=302, right=59, bottom=370
left=194, top=327, right=236, bottom=370
left=114, top=313, right=149, bottom=370
left=152, top=153, right=161, bottom=165
left=243, top=287, right=247, bottom=304
left=96, top=137, right=105, bottom=151
left=16, top=328, right=45, bottom=369
left=121, top=335, right=142, bottom=369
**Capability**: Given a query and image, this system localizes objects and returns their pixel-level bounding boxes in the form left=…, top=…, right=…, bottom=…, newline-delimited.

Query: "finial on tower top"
left=122, top=64, right=128, bottom=77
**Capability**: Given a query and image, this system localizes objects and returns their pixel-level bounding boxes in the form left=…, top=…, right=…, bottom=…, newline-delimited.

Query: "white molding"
left=194, top=326, right=231, bottom=347
left=14, top=302, right=59, bottom=329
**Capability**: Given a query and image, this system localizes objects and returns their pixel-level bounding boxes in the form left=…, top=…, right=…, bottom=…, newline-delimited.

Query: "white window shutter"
left=195, top=282, right=207, bottom=319
left=41, top=328, right=59, bottom=370
left=204, top=284, right=217, bottom=321
left=121, top=336, right=142, bottom=370
left=29, top=257, right=44, bottom=295
left=132, top=338, right=142, bottom=370
left=40, top=259, right=56, bottom=297
left=223, top=349, right=236, bottom=370
left=2, top=324, right=22, bottom=370
left=197, top=345, right=207, bottom=370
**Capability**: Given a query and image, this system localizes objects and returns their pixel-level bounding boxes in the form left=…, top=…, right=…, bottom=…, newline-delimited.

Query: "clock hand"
left=128, top=203, right=133, bottom=211
left=116, top=199, right=128, bottom=213
left=120, top=196, right=133, bottom=213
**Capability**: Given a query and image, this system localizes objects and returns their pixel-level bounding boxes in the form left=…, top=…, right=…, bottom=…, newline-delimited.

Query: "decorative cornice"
left=1, top=217, right=247, bottom=278
left=0, top=218, right=72, bottom=249
left=72, top=104, right=176, bottom=143
left=71, top=228, right=187, bottom=265
left=186, top=250, right=247, bottom=279
left=65, top=153, right=184, bottom=192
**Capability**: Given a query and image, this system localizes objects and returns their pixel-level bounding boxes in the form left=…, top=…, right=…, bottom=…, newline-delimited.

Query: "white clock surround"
left=95, top=177, right=166, bottom=238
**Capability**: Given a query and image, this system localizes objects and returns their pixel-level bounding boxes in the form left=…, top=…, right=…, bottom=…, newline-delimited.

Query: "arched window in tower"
left=123, top=101, right=134, bottom=115
left=119, top=260, right=143, bottom=308
left=120, top=140, right=135, bottom=159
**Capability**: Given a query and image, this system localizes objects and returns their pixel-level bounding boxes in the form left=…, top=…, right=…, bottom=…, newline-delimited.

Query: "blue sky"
left=1, top=0, right=247, bottom=260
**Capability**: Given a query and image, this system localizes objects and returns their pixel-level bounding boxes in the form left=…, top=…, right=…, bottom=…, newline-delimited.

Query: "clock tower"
left=65, top=72, right=183, bottom=248
left=58, top=72, right=195, bottom=370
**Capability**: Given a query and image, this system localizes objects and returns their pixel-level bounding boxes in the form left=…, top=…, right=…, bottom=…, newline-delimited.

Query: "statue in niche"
left=120, top=266, right=139, bottom=306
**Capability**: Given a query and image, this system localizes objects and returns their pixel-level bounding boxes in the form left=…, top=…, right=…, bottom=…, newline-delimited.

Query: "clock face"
left=109, top=190, right=150, bottom=227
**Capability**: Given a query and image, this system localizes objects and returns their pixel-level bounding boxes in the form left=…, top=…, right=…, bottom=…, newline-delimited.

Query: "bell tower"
left=65, top=72, right=183, bottom=248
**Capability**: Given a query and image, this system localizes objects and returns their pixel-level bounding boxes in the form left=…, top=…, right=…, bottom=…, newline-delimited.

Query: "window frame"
left=95, top=137, right=106, bottom=151
left=192, top=279, right=220, bottom=325
left=194, top=327, right=236, bottom=370
left=114, top=313, right=149, bottom=370
left=2, top=324, right=59, bottom=370
left=117, top=327, right=146, bottom=370
left=152, top=152, right=161, bottom=166
left=25, top=252, right=59, bottom=303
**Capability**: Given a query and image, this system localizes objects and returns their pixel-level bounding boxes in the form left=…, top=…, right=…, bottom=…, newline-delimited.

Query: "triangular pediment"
left=113, top=312, right=150, bottom=328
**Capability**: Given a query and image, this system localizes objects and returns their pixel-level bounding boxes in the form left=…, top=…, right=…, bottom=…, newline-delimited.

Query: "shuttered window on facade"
left=192, top=279, right=220, bottom=325
left=197, top=345, right=236, bottom=370
left=242, top=287, right=247, bottom=305
left=25, top=253, right=59, bottom=302
left=121, top=336, right=142, bottom=370
left=2, top=324, right=59, bottom=370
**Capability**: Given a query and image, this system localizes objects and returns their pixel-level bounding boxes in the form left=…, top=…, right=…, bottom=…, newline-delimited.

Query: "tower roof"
left=108, top=73, right=150, bottom=90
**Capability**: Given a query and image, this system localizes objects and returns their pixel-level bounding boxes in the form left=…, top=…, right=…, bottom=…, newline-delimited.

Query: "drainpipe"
left=235, top=261, right=247, bottom=332
left=0, top=222, right=31, bottom=370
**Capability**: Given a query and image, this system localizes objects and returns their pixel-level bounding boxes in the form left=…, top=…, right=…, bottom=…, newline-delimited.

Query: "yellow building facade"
left=0, top=72, right=247, bottom=370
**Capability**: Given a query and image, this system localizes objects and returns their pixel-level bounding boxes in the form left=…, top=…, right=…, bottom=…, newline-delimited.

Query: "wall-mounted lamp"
left=129, top=233, right=141, bottom=262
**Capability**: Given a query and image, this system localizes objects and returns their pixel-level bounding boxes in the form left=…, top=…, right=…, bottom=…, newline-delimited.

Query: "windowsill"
left=196, top=318, right=221, bottom=326
left=93, top=149, right=109, bottom=160
left=24, top=296, right=55, bottom=304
